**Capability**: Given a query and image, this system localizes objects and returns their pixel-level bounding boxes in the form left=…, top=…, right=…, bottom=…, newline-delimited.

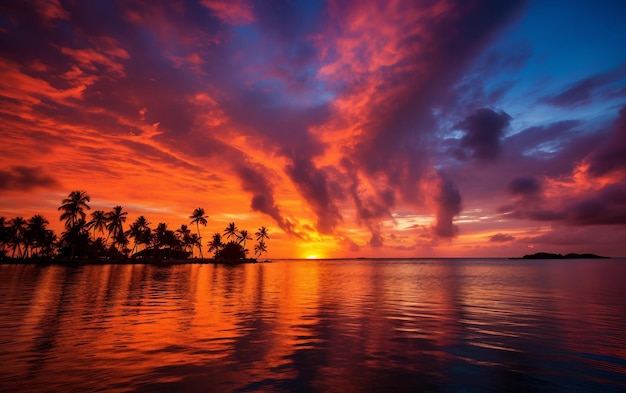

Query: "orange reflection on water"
left=2, top=259, right=625, bottom=392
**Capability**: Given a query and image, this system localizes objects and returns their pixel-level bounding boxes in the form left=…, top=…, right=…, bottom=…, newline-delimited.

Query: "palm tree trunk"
left=196, top=222, right=203, bottom=259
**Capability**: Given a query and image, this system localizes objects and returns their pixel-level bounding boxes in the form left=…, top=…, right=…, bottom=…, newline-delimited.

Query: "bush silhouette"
left=216, top=241, right=246, bottom=260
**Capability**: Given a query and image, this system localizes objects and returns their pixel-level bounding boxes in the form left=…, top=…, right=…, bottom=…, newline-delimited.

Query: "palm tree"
left=58, top=190, right=90, bottom=259
left=113, top=230, right=130, bottom=257
left=127, top=216, right=151, bottom=256
left=153, top=223, right=179, bottom=258
left=255, top=226, right=270, bottom=242
left=26, top=215, right=49, bottom=258
left=87, top=210, right=107, bottom=240
left=105, top=206, right=127, bottom=250
left=189, top=208, right=208, bottom=259
left=154, top=223, right=167, bottom=250
left=207, top=233, right=223, bottom=258
left=188, top=233, right=200, bottom=258
left=126, top=216, right=150, bottom=255
left=0, top=217, right=8, bottom=257
left=58, top=191, right=91, bottom=229
left=40, top=230, right=57, bottom=258
left=8, top=217, right=26, bottom=258
left=254, top=241, right=267, bottom=258
left=162, top=230, right=180, bottom=258
left=238, top=229, right=252, bottom=250
left=176, top=225, right=192, bottom=254
left=223, top=222, right=238, bottom=241
left=60, top=218, right=89, bottom=259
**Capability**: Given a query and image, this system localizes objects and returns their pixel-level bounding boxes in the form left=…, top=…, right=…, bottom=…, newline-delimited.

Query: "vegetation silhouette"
left=510, top=252, right=609, bottom=259
left=189, top=208, right=208, bottom=259
left=0, top=190, right=269, bottom=264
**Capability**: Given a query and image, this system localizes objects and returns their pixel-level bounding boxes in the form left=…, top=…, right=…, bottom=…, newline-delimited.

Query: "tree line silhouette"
left=0, top=190, right=269, bottom=262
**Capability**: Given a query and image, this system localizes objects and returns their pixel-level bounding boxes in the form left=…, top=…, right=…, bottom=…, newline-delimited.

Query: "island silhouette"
left=0, top=190, right=269, bottom=264
left=510, top=252, right=609, bottom=260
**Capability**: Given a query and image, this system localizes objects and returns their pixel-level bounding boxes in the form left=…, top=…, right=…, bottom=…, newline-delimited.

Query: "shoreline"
left=0, top=257, right=259, bottom=266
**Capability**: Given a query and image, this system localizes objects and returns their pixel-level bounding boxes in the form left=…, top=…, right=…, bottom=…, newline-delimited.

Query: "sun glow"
left=306, top=255, right=318, bottom=259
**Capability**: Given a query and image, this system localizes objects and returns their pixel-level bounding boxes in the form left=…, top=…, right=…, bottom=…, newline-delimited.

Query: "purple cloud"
left=489, top=233, right=515, bottom=242
left=0, top=166, right=60, bottom=190
left=284, top=152, right=342, bottom=234
left=507, top=176, right=542, bottom=196
left=455, top=108, right=511, bottom=161
left=433, top=173, right=462, bottom=238
left=584, top=105, right=626, bottom=177
left=540, top=64, right=626, bottom=108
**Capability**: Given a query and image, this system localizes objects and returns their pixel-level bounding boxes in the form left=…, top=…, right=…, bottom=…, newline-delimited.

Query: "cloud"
left=1, top=0, right=540, bottom=255
left=502, top=181, right=626, bottom=226
left=564, top=184, right=626, bottom=225
left=454, top=108, right=511, bottom=161
left=539, top=64, right=626, bottom=108
left=234, top=162, right=296, bottom=235
left=314, top=0, right=523, bottom=242
left=0, top=166, right=60, bottom=190
left=432, top=173, right=462, bottom=238
left=284, top=152, right=342, bottom=234
left=200, top=0, right=255, bottom=25
left=583, top=105, right=626, bottom=177
left=489, top=233, right=515, bottom=242
left=32, top=0, right=69, bottom=25
left=507, top=176, right=542, bottom=196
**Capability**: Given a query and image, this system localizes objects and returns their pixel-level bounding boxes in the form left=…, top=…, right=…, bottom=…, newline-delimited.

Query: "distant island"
left=510, top=252, right=610, bottom=260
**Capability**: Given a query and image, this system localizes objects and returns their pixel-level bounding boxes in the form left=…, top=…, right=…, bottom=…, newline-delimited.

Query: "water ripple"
left=1, top=259, right=625, bottom=392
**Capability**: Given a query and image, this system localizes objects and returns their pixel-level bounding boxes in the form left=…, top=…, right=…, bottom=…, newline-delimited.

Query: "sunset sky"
left=2, top=0, right=626, bottom=258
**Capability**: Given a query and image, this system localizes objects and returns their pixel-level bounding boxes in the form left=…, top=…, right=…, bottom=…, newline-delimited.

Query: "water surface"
left=1, top=258, right=625, bottom=392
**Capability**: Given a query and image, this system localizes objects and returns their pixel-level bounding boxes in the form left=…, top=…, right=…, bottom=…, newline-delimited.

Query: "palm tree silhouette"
left=59, top=191, right=90, bottom=228
left=189, top=208, right=208, bottom=259
left=208, top=233, right=223, bottom=258
left=176, top=225, right=192, bottom=254
left=254, top=241, right=267, bottom=258
left=127, top=215, right=151, bottom=256
left=0, top=217, right=7, bottom=257
left=224, top=222, right=238, bottom=241
left=58, top=191, right=90, bottom=259
left=40, top=230, right=57, bottom=258
left=105, top=206, right=127, bottom=250
left=238, top=229, right=252, bottom=250
left=87, top=210, right=107, bottom=240
left=188, top=233, right=200, bottom=258
left=114, top=230, right=130, bottom=257
left=255, top=226, right=270, bottom=242
left=8, top=217, right=26, bottom=258
left=61, top=218, right=89, bottom=258
left=26, top=214, right=49, bottom=258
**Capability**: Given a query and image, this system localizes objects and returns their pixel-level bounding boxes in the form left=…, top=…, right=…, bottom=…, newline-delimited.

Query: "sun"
left=306, top=255, right=318, bottom=259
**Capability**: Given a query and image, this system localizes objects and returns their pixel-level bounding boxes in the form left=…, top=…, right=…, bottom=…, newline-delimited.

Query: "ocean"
left=1, top=258, right=625, bottom=392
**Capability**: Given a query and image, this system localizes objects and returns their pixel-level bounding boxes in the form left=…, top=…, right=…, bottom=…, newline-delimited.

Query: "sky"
left=1, top=0, right=626, bottom=258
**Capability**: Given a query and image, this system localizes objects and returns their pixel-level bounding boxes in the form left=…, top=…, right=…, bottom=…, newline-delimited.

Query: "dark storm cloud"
left=506, top=176, right=542, bottom=196
left=454, top=108, right=511, bottom=161
left=489, top=233, right=515, bottom=242
left=0, top=166, right=60, bottom=190
left=539, top=64, right=626, bottom=108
